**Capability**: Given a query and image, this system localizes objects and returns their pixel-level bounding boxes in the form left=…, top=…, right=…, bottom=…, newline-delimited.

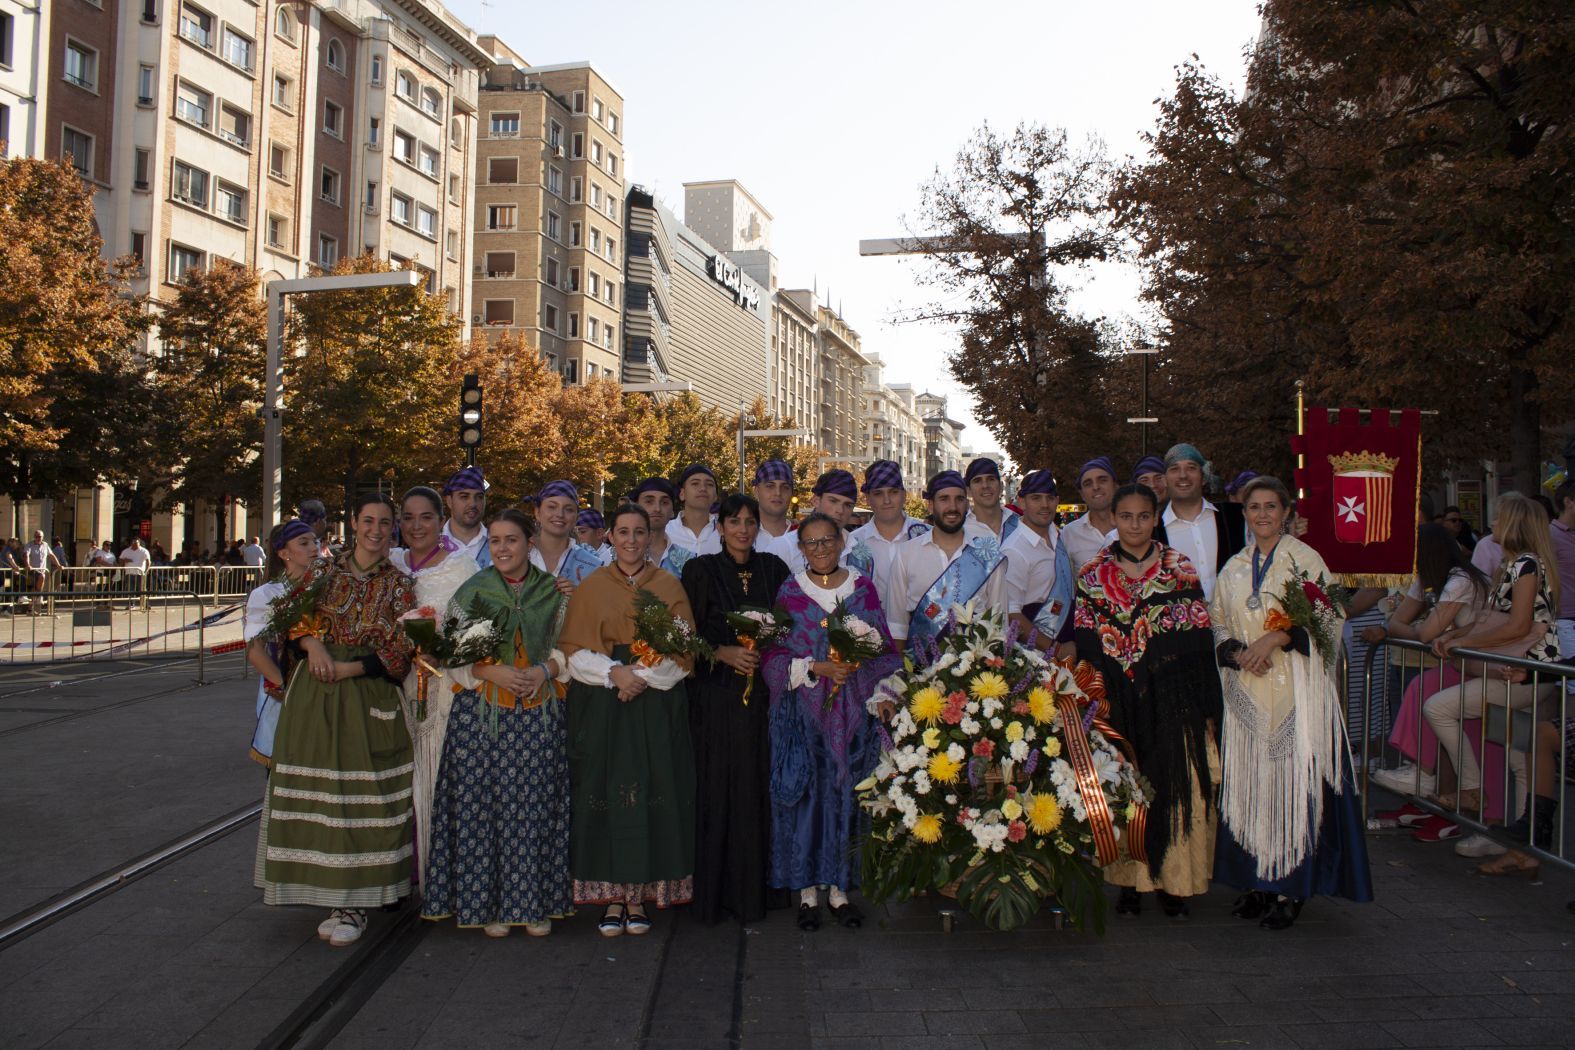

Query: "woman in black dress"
left=681, top=493, right=790, bottom=923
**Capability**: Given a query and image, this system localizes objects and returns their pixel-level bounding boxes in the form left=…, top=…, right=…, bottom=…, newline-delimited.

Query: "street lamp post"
left=1124, top=344, right=1160, bottom=457
left=262, top=270, right=422, bottom=530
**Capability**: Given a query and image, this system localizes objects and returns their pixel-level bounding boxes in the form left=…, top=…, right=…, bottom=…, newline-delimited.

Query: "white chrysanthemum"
left=947, top=743, right=966, bottom=761
left=1008, top=739, right=1029, bottom=763
left=945, top=794, right=958, bottom=805
left=959, top=717, right=981, bottom=735
left=988, top=717, right=1004, bottom=730
left=913, top=770, right=932, bottom=795
left=980, top=697, right=1002, bottom=719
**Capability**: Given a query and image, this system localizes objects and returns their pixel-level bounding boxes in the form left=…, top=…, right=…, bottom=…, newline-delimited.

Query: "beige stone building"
left=917, top=391, right=967, bottom=478
left=770, top=289, right=819, bottom=439
left=862, top=359, right=926, bottom=484
left=812, top=299, right=868, bottom=467
left=470, top=39, right=624, bottom=382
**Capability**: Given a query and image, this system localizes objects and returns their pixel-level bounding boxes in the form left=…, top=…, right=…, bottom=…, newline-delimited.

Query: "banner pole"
left=1295, top=379, right=1306, bottom=500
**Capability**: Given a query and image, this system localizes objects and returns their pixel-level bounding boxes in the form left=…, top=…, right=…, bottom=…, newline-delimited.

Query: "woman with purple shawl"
left=763, top=513, right=902, bottom=931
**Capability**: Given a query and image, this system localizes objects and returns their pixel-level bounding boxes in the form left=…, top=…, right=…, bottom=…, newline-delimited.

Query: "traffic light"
left=459, top=373, right=482, bottom=465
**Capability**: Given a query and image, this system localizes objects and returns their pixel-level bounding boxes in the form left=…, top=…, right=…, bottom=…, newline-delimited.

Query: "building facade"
left=0, top=0, right=50, bottom=159
left=916, top=391, right=966, bottom=478
left=862, top=361, right=926, bottom=483
left=471, top=39, right=624, bottom=381
left=770, top=289, right=819, bottom=439
left=813, top=300, right=867, bottom=466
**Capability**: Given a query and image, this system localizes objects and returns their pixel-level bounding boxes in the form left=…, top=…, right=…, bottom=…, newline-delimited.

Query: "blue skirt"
left=1214, top=755, right=1374, bottom=903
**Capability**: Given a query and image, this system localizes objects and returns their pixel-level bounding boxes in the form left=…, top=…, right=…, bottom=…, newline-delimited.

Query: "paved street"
left=2, top=660, right=1573, bottom=1049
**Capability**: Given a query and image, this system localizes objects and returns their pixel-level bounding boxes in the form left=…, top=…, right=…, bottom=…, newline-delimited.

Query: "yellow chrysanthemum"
left=1028, top=687, right=1055, bottom=725
left=909, top=686, right=945, bottom=724
left=1005, top=721, right=1025, bottom=743
left=911, top=814, right=943, bottom=843
left=922, top=727, right=942, bottom=750
left=1001, top=798, right=1023, bottom=821
left=1027, top=793, right=1063, bottom=835
left=1042, top=738, right=1062, bottom=758
left=970, top=672, right=1009, bottom=701
left=927, top=752, right=962, bottom=784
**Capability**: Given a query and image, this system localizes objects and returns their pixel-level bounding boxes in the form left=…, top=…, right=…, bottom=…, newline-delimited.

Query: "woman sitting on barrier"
left=243, top=520, right=322, bottom=769
left=255, top=492, right=417, bottom=947
left=1421, top=493, right=1562, bottom=875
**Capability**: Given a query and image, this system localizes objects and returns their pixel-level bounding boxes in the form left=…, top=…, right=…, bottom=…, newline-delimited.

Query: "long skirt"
left=1104, top=738, right=1220, bottom=896
left=689, top=666, right=771, bottom=923
left=1214, top=754, right=1374, bottom=903
left=402, top=667, right=460, bottom=884
left=420, top=691, right=573, bottom=927
left=255, top=645, right=414, bottom=908
left=568, top=647, right=695, bottom=907
left=768, top=692, right=875, bottom=892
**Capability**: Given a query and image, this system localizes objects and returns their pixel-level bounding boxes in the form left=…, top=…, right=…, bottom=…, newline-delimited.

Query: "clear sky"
left=444, top=0, right=1263, bottom=454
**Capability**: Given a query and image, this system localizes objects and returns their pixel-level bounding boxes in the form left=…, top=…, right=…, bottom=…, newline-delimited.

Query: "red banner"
left=1291, top=407, right=1422, bottom=585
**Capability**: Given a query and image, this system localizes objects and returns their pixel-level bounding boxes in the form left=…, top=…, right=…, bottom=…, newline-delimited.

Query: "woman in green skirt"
left=256, top=491, right=417, bottom=947
left=559, top=504, right=698, bottom=937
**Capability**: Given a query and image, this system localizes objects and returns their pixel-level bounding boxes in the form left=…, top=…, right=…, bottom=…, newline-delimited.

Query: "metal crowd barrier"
left=1360, top=635, right=1573, bottom=874
left=6, top=565, right=263, bottom=613
left=0, top=589, right=211, bottom=678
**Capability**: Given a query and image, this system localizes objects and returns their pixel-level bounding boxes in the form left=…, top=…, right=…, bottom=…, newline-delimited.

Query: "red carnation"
left=1007, top=820, right=1028, bottom=843
left=972, top=739, right=995, bottom=759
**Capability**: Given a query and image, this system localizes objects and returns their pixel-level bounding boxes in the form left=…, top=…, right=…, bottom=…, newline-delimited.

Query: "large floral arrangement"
left=859, top=605, right=1152, bottom=933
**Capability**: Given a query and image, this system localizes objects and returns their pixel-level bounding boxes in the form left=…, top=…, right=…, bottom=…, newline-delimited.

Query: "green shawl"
left=447, top=565, right=567, bottom=671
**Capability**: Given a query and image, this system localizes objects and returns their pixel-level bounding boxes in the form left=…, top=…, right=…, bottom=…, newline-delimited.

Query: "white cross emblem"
left=1337, top=496, right=1365, bottom=524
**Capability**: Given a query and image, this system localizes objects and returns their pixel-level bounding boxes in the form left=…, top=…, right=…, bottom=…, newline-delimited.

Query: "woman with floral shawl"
left=420, top=509, right=571, bottom=937
left=1073, top=483, right=1222, bottom=921
left=762, top=513, right=903, bottom=931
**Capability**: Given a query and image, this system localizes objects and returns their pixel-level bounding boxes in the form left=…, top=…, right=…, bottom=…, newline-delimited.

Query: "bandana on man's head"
left=628, top=477, right=677, bottom=503
left=1077, top=457, right=1116, bottom=487
left=677, top=463, right=715, bottom=488
left=1019, top=469, right=1057, bottom=496
left=576, top=509, right=605, bottom=530
left=444, top=466, right=487, bottom=494
left=274, top=519, right=314, bottom=550
left=752, top=459, right=794, bottom=486
left=813, top=470, right=858, bottom=502
left=1132, top=455, right=1166, bottom=480
left=861, top=460, right=904, bottom=493
left=964, top=458, right=1001, bottom=484
left=1164, top=443, right=1207, bottom=470
left=1225, top=470, right=1260, bottom=495
left=297, top=501, right=327, bottom=525
left=924, top=470, right=967, bottom=500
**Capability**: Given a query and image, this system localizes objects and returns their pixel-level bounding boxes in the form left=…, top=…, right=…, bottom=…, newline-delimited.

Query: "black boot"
left=1260, top=896, right=1303, bottom=931
left=1157, top=891, right=1190, bottom=920
left=1231, top=890, right=1270, bottom=919
left=1506, top=796, right=1558, bottom=850
left=1115, top=887, right=1142, bottom=916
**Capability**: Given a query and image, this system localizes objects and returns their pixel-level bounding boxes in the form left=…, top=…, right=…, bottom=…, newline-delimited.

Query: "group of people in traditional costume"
left=245, top=442, right=1374, bottom=946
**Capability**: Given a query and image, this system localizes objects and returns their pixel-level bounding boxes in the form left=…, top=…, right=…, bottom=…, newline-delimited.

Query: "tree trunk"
left=1506, top=364, right=1540, bottom=497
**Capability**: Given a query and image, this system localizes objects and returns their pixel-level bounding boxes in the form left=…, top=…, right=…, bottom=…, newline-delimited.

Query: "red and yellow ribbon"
left=1052, top=657, right=1148, bottom=866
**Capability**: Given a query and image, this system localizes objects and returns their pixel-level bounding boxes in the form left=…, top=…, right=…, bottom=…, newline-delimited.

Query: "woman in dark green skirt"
left=559, top=504, right=698, bottom=937
left=255, top=492, right=416, bottom=948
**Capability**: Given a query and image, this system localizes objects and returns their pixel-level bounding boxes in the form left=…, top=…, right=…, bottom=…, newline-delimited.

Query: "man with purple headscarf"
left=963, top=457, right=1020, bottom=541
left=751, top=459, right=796, bottom=548
left=768, top=469, right=858, bottom=574
left=441, top=466, right=491, bottom=569
left=1133, top=455, right=1169, bottom=505
left=1061, top=456, right=1119, bottom=571
left=847, top=460, right=929, bottom=616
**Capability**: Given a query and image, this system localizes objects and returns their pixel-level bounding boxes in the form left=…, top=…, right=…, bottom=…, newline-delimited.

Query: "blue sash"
left=557, top=543, right=602, bottom=585
left=1001, top=511, right=1021, bottom=540
left=908, top=535, right=1006, bottom=648
left=1028, top=537, right=1075, bottom=639
left=660, top=544, right=693, bottom=577
left=846, top=539, right=874, bottom=578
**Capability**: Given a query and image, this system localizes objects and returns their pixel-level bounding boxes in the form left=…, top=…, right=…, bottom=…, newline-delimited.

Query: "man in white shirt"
left=1155, top=442, right=1245, bottom=602
left=770, top=469, right=858, bottom=573
left=1001, top=469, right=1074, bottom=646
left=1060, top=457, right=1118, bottom=572
left=667, top=463, right=721, bottom=556
left=964, top=458, right=1019, bottom=540
left=241, top=536, right=266, bottom=568
left=23, top=530, right=62, bottom=611
left=119, top=536, right=152, bottom=603
left=441, top=466, right=491, bottom=569
left=751, top=459, right=796, bottom=549
left=886, top=470, right=1006, bottom=646
left=847, top=460, right=929, bottom=614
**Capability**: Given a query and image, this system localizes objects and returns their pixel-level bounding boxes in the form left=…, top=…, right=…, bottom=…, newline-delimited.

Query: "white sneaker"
left=1371, top=765, right=1435, bottom=796
left=317, top=909, right=349, bottom=940
left=525, top=920, right=552, bottom=938
left=1455, top=834, right=1507, bottom=858
left=483, top=922, right=510, bottom=938
left=327, top=909, right=367, bottom=947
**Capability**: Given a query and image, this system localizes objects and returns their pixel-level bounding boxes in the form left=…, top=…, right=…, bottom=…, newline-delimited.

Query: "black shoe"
left=1260, top=897, right=1303, bottom=931
left=1157, top=891, right=1190, bottom=920
left=1506, top=796, right=1558, bottom=850
left=1231, top=891, right=1271, bottom=919
left=1115, top=887, right=1142, bottom=916
left=797, top=902, right=821, bottom=931
left=830, top=901, right=863, bottom=929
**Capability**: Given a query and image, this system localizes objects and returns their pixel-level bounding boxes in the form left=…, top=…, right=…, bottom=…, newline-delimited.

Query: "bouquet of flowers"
left=1269, top=564, right=1350, bottom=663
left=723, top=606, right=793, bottom=704
left=259, top=564, right=329, bottom=644
left=630, top=588, right=714, bottom=668
left=400, top=598, right=502, bottom=718
left=858, top=607, right=1152, bottom=933
left=822, top=600, right=887, bottom=704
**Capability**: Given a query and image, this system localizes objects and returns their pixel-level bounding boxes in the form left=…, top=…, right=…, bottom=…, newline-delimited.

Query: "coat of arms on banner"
left=1328, top=451, right=1399, bottom=546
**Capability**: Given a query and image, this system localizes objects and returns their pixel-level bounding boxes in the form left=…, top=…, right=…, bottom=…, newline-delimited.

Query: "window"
left=547, top=166, right=562, bottom=196
left=367, top=117, right=380, bottom=147
left=318, top=234, right=338, bottom=266
left=447, top=174, right=460, bottom=202
left=363, top=181, right=377, bottom=212
left=221, top=27, right=252, bottom=70
left=484, top=251, right=514, bottom=278
left=64, top=40, right=97, bottom=90
left=563, top=357, right=577, bottom=383
left=571, top=132, right=583, bottom=159
left=572, top=90, right=585, bottom=114
left=543, top=303, right=559, bottom=333
left=370, top=54, right=383, bottom=84
left=323, top=100, right=342, bottom=138
left=326, top=39, right=345, bottom=73
left=608, top=154, right=617, bottom=177
left=567, top=267, right=580, bottom=292
left=569, top=176, right=582, bottom=202
left=606, top=238, right=616, bottom=263
left=588, top=273, right=600, bottom=297
left=483, top=300, right=514, bottom=326
left=606, top=194, right=618, bottom=220
left=587, top=317, right=599, bottom=342
left=274, top=6, right=294, bottom=42
left=590, top=183, right=602, bottom=208
left=219, top=105, right=249, bottom=147
left=175, top=81, right=210, bottom=127
left=587, top=363, right=597, bottom=379
left=0, top=13, right=10, bottom=67
left=319, top=166, right=340, bottom=205
left=567, top=312, right=579, bottom=338
left=178, top=4, right=213, bottom=49
left=545, top=258, right=559, bottom=287
left=418, top=145, right=439, bottom=177
left=589, top=228, right=601, bottom=252
left=272, top=74, right=292, bottom=111
left=606, top=281, right=617, bottom=305
left=446, top=231, right=458, bottom=261
left=61, top=127, right=92, bottom=176
left=608, top=112, right=618, bottom=136
left=591, top=140, right=603, bottom=166
left=420, top=87, right=441, bottom=117
left=172, top=159, right=208, bottom=205
left=137, top=65, right=156, bottom=105
left=390, top=193, right=412, bottom=226
left=169, top=242, right=203, bottom=282
left=130, top=232, right=146, bottom=271
left=490, top=112, right=519, bottom=137
left=569, top=221, right=581, bottom=247
left=592, top=98, right=604, bottom=122
left=548, top=121, right=562, bottom=150
left=268, top=142, right=290, bottom=180
left=395, top=71, right=416, bottom=102
left=392, top=129, right=414, bottom=163
left=451, top=117, right=462, bottom=146
left=215, top=181, right=246, bottom=225
left=141, top=0, right=159, bottom=24
left=487, top=204, right=515, bottom=230
left=604, top=323, right=614, bottom=349
left=488, top=157, right=517, bottom=184
left=546, top=212, right=561, bottom=241
left=128, top=150, right=151, bottom=192
left=267, top=214, right=288, bottom=249
left=416, top=205, right=437, bottom=238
